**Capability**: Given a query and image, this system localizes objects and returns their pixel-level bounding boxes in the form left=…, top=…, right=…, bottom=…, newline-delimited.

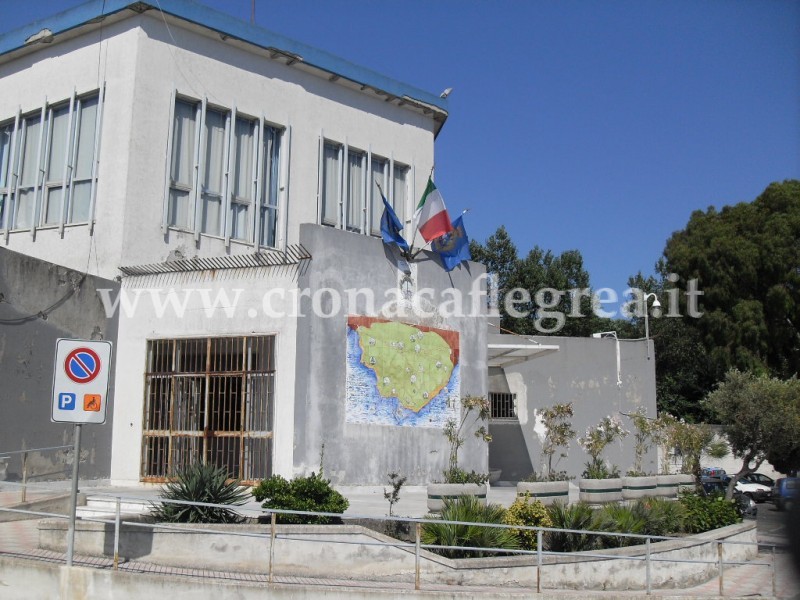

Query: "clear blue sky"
left=2, top=0, right=798, bottom=301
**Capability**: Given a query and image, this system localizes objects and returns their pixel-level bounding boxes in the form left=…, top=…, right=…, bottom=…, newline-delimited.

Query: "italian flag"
left=414, top=177, right=453, bottom=242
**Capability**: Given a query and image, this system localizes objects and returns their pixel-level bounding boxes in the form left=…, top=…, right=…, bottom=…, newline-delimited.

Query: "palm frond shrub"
left=634, top=497, right=686, bottom=536
left=422, top=496, right=520, bottom=558
left=152, top=463, right=249, bottom=524
left=502, top=494, right=552, bottom=550
left=544, top=501, right=597, bottom=553
left=593, top=503, right=647, bottom=548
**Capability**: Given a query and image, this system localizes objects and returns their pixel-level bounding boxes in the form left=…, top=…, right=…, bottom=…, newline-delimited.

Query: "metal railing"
left=0, top=445, right=73, bottom=503
left=0, top=486, right=781, bottom=596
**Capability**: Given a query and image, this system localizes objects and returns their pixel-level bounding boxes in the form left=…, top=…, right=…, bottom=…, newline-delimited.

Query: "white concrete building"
left=0, top=0, right=657, bottom=488
left=0, top=0, right=496, bottom=486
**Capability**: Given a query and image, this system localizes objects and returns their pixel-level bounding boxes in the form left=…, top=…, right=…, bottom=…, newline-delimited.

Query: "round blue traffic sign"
left=64, top=347, right=101, bottom=384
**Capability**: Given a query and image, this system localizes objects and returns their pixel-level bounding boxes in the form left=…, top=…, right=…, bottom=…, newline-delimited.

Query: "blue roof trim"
left=0, top=0, right=449, bottom=116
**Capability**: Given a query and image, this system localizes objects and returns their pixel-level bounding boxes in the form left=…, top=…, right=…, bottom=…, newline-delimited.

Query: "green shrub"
left=422, top=496, right=519, bottom=558
left=502, top=494, right=552, bottom=550
left=442, top=467, right=490, bottom=485
left=545, top=501, right=597, bottom=553
left=151, top=463, right=249, bottom=524
left=679, top=491, right=741, bottom=534
left=252, top=472, right=349, bottom=524
left=634, top=497, right=686, bottom=536
left=593, top=503, right=647, bottom=548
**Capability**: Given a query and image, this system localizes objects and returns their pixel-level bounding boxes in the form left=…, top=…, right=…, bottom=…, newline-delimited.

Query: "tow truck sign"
left=51, top=339, right=113, bottom=424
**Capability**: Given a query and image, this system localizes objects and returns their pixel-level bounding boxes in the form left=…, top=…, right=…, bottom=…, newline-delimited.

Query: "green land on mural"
left=356, top=321, right=455, bottom=412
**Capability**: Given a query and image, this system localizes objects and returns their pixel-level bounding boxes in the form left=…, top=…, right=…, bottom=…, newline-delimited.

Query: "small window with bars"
left=490, top=391, right=517, bottom=420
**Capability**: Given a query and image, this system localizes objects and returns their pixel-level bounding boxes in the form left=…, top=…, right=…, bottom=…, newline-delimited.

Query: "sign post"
left=51, top=339, right=113, bottom=567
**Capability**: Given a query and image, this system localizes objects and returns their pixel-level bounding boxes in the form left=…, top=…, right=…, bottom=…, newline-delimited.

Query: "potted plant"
left=517, top=403, right=574, bottom=505
left=578, top=415, right=628, bottom=504
left=622, top=408, right=658, bottom=500
left=427, top=395, right=491, bottom=513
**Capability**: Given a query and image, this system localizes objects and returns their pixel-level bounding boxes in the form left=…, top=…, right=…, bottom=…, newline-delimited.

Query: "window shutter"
left=161, top=89, right=177, bottom=233
left=2, top=110, right=20, bottom=242
left=223, top=104, right=235, bottom=247
left=87, top=83, right=105, bottom=236
left=58, top=90, right=77, bottom=235
left=316, top=130, right=324, bottom=225
left=277, top=122, right=291, bottom=250
left=192, top=97, right=207, bottom=242
left=252, top=117, right=265, bottom=251
left=30, top=99, right=47, bottom=239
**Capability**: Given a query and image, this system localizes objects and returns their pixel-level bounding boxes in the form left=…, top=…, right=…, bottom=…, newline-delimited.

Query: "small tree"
left=657, top=414, right=727, bottom=484
left=442, top=395, right=491, bottom=483
left=538, top=403, right=575, bottom=479
left=383, top=471, right=407, bottom=517
left=707, top=370, right=800, bottom=499
left=578, top=415, right=629, bottom=479
left=626, top=408, right=658, bottom=476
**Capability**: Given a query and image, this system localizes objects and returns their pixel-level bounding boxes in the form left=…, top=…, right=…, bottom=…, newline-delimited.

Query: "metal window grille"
left=490, top=392, right=517, bottom=420
left=141, top=335, right=275, bottom=484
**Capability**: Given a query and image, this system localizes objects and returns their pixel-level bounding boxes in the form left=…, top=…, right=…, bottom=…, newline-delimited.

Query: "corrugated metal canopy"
left=487, top=342, right=559, bottom=368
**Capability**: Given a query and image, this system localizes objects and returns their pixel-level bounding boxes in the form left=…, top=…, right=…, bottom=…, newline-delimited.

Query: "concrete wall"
left=0, top=247, right=119, bottom=480
left=489, top=334, right=658, bottom=481
left=294, top=224, right=489, bottom=485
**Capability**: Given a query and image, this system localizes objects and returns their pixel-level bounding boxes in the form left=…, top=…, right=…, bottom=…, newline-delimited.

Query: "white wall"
left=108, top=270, right=300, bottom=482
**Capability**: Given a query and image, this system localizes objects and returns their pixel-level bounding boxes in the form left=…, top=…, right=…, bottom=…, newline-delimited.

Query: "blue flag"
left=432, top=215, right=471, bottom=272
left=380, top=192, right=410, bottom=253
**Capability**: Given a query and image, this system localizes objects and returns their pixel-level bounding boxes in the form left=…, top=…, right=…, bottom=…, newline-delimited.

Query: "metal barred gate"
left=141, top=335, right=274, bottom=484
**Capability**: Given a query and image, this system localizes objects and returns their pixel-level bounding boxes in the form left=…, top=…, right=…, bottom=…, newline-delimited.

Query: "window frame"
left=0, top=88, right=103, bottom=239
left=163, top=93, right=284, bottom=250
left=319, top=138, right=410, bottom=238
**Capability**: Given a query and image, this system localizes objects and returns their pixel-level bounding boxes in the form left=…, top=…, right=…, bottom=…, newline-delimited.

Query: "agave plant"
left=421, top=495, right=519, bottom=558
left=152, top=463, right=250, bottom=524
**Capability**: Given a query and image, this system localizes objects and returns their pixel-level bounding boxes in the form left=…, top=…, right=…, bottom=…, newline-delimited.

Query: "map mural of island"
left=345, top=316, right=460, bottom=428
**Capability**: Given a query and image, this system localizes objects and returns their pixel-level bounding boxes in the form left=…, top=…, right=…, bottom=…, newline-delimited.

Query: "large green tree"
left=470, top=227, right=608, bottom=336
left=661, top=180, right=800, bottom=382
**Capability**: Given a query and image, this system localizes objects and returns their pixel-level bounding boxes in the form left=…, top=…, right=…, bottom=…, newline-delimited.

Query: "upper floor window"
left=319, top=139, right=408, bottom=237
left=165, top=96, right=282, bottom=248
left=0, top=90, right=101, bottom=233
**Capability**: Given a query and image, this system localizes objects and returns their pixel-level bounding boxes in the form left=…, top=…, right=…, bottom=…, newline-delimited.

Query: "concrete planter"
left=516, top=480, right=570, bottom=506
left=678, top=473, right=696, bottom=493
left=578, top=477, right=622, bottom=504
left=621, top=475, right=657, bottom=500
left=655, top=474, right=682, bottom=498
left=426, top=483, right=487, bottom=513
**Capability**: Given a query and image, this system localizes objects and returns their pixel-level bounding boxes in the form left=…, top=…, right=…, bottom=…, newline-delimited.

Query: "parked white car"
left=724, top=476, right=771, bottom=502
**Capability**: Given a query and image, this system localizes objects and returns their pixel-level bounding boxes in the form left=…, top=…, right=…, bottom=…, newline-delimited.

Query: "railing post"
left=717, top=541, right=724, bottom=596
left=536, top=528, right=543, bottom=593
left=113, top=497, right=121, bottom=570
left=268, top=512, right=276, bottom=583
left=645, top=537, right=651, bottom=595
left=20, top=451, right=27, bottom=503
left=415, top=522, right=421, bottom=590
left=771, top=545, right=777, bottom=598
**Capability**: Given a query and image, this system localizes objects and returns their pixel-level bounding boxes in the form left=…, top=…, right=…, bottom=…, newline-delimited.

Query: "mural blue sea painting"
left=345, top=316, right=460, bottom=428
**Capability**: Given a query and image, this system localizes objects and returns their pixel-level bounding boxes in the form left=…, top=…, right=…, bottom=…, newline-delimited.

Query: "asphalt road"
left=757, top=499, right=792, bottom=547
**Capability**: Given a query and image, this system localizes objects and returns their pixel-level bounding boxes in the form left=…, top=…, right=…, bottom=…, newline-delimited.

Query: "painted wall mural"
left=345, top=316, right=460, bottom=428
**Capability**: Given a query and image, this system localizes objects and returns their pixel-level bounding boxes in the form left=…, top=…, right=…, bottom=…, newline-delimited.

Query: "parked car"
left=741, top=473, right=775, bottom=488
left=700, top=477, right=757, bottom=518
left=701, top=467, right=726, bottom=478
left=774, top=477, right=799, bottom=511
left=721, top=475, right=771, bottom=503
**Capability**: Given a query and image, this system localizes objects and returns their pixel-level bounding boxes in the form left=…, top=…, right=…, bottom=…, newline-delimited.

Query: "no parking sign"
left=51, top=339, right=113, bottom=424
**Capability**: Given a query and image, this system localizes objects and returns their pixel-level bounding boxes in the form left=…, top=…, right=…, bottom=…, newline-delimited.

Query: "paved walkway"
left=1, top=484, right=799, bottom=598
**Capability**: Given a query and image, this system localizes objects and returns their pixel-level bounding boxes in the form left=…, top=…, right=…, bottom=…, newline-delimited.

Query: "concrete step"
left=77, top=496, right=151, bottom=519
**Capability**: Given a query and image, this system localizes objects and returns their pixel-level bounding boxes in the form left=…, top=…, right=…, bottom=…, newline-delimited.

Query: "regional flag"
left=432, top=215, right=471, bottom=272
left=379, top=191, right=410, bottom=253
left=414, top=177, right=452, bottom=242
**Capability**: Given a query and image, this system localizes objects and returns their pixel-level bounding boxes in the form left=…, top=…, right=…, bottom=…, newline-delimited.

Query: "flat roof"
left=487, top=342, right=560, bottom=368
left=0, top=0, right=448, bottom=135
